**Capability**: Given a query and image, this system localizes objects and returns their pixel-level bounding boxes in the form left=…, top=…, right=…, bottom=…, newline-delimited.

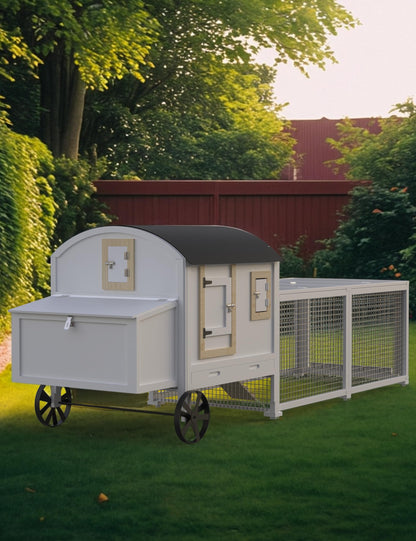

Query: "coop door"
left=102, top=239, right=135, bottom=291
left=199, top=265, right=236, bottom=359
left=251, top=271, right=271, bottom=320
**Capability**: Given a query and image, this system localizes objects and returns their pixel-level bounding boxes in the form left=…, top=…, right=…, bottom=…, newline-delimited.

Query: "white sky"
left=261, top=0, right=416, bottom=120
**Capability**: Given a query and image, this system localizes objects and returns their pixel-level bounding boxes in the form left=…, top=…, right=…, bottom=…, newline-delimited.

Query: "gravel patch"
left=0, top=335, right=11, bottom=373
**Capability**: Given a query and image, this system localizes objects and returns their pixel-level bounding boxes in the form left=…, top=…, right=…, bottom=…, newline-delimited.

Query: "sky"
left=261, top=0, right=416, bottom=120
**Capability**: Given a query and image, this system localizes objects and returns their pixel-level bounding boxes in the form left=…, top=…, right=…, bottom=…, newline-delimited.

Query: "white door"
left=199, top=265, right=236, bottom=359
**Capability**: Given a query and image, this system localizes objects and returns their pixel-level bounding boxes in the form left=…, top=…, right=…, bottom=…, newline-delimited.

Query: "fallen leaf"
left=98, top=492, right=109, bottom=503
left=392, top=432, right=398, bottom=437
left=372, top=208, right=383, bottom=214
left=25, top=487, right=36, bottom=493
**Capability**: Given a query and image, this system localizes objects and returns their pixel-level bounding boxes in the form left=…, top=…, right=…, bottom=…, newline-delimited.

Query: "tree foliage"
left=315, top=101, right=416, bottom=314
left=0, top=0, right=158, bottom=158
left=93, top=61, right=294, bottom=179
left=328, top=101, right=416, bottom=203
left=51, top=157, right=112, bottom=249
left=0, top=0, right=356, bottom=160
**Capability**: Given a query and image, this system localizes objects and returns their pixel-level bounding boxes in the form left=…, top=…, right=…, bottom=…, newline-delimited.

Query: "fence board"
left=94, top=180, right=365, bottom=254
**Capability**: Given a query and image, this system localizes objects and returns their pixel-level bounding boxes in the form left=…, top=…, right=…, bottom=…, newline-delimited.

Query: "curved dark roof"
left=132, top=225, right=280, bottom=265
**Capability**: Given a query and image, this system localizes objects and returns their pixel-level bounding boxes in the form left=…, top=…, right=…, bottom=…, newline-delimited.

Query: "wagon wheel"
left=34, top=385, right=72, bottom=428
left=174, top=390, right=210, bottom=444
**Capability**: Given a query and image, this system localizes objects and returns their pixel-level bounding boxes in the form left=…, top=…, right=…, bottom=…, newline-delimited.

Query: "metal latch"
left=226, top=303, right=236, bottom=312
left=64, top=316, right=73, bottom=330
left=203, top=328, right=213, bottom=339
left=105, top=260, right=116, bottom=269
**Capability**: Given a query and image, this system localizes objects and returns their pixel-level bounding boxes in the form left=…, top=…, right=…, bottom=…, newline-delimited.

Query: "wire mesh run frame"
left=153, top=280, right=408, bottom=417
left=279, top=279, right=409, bottom=413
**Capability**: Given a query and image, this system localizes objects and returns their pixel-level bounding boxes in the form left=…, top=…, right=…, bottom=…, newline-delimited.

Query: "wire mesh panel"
left=153, top=377, right=271, bottom=412
left=351, top=291, right=405, bottom=386
left=280, top=297, right=344, bottom=403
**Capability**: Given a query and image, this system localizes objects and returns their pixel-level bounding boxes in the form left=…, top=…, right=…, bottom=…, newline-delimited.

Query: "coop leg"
left=50, top=386, right=62, bottom=408
left=264, top=375, right=282, bottom=419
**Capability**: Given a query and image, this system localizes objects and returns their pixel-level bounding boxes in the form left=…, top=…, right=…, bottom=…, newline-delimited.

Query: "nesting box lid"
left=132, top=225, right=280, bottom=264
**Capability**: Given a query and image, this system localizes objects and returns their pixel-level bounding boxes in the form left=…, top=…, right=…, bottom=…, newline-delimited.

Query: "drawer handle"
left=249, top=364, right=260, bottom=370
left=64, top=316, right=73, bottom=330
left=209, top=371, right=220, bottom=378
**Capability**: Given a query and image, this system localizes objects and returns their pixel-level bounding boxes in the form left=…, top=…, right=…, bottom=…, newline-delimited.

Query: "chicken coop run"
left=11, top=226, right=409, bottom=443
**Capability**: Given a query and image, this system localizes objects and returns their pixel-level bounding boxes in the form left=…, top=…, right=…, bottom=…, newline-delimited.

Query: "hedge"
left=0, top=126, right=55, bottom=336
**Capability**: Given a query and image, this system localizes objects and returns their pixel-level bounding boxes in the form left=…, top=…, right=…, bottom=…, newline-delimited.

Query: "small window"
left=251, top=271, right=271, bottom=320
left=102, top=239, right=135, bottom=291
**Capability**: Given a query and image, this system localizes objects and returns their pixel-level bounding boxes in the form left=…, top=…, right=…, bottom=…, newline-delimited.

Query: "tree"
left=0, top=0, right=356, bottom=160
left=0, top=0, right=158, bottom=158
left=327, top=101, right=416, bottom=203
left=314, top=101, right=416, bottom=313
left=92, top=61, right=294, bottom=179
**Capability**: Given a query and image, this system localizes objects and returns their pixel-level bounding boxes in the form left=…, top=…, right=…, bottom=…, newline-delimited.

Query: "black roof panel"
left=132, top=225, right=280, bottom=264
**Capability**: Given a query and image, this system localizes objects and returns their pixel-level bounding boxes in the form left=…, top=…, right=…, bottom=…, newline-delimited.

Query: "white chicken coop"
left=11, top=225, right=280, bottom=443
left=11, top=226, right=409, bottom=443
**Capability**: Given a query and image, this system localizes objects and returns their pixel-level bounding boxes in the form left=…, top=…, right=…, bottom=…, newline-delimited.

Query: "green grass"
left=1, top=324, right=416, bottom=541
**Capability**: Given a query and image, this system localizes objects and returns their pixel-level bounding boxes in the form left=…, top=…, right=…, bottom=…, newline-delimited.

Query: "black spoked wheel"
left=34, top=385, right=72, bottom=427
left=174, top=390, right=210, bottom=444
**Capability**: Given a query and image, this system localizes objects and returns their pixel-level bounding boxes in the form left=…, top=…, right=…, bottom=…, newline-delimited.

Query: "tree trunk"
left=39, top=48, right=86, bottom=160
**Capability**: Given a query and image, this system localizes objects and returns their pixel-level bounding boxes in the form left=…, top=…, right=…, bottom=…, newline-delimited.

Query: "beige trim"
left=102, top=239, right=135, bottom=291
left=199, top=265, right=236, bottom=359
left=251, top=270, right=271, bottom=320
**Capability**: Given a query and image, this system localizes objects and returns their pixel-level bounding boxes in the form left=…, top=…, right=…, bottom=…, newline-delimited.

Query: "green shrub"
left=312, top=183, right=416, bottom=313
left=0, top=126, right=55, bottom=336
left=51, top=157, right=112, bottom=248
left=279, top=236, right=313, bottom=278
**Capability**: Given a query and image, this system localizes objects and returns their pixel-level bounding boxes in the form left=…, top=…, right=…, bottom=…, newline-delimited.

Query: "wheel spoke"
left=56, top=407, right=66, bottom=422
left=60, top=390, right=71, bottom=404
left=182, top=399, right=192, bottom=415
left=181, top=418, right=193, bottom=437
left=45, top=408, right=53, bottom=426
left=39, top=389, right=51, bottom=404
left=190, top=418, right=201, bottom=442
left=194, top=392, right=202, bottom=411
left=39, top=403, right=50, bottom=416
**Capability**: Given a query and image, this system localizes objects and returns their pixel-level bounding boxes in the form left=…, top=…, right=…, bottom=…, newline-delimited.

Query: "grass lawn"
left=1, top=324, right=416, bottom=541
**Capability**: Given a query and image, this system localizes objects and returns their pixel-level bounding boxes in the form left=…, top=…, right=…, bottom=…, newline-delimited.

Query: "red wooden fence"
left=94, top=180, right=363, bottom=255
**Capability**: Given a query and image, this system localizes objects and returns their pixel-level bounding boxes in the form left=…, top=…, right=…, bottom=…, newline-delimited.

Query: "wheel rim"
left=34, top=385, right=72, bottom=427
left=174, top=391, right=210, bottom=444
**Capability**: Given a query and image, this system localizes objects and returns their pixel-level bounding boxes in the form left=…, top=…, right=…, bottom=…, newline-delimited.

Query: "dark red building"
left=282, top=117, right=381, bottom=180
